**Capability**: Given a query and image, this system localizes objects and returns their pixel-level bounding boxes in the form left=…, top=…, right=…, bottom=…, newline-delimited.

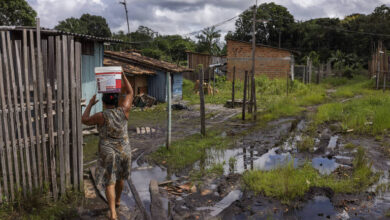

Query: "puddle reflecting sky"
left=312, top=157, right=340, bottom=175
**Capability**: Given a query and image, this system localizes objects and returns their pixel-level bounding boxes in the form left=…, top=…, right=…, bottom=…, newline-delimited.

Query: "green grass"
left=297, top=136, right=315, bottom=152
left=344, top=143, right=358, bottom=150
left=83, top=135, right=99, bottom=163
left=243, top=147, right=378, bottom=204
left=150, top=130, right=231, bottom=170
left=314, top=93, right=390, bottom=135
left=0, top=188, right=83, bottom=220
left=129, top=103, right=166, bottom=128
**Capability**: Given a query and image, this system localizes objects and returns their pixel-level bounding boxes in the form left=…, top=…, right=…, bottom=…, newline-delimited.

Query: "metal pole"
left=166, top=72, right=171, bottom=149
left=120, top=0, right=131, bottom=41
left=251, top=1, right=257, bottom=121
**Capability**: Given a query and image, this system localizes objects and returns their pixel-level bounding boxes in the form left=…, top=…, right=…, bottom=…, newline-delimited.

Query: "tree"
left=231, top=3, right=294, bottom=48
left=0, top=0, right=37, bottom=26
left=55, top=14, right=111, bottom=37
left=196, top=26, right=221, bottom=55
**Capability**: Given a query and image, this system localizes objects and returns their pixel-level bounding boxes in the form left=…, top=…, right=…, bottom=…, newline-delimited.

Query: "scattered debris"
left=133, top=94, right=157, bottom=108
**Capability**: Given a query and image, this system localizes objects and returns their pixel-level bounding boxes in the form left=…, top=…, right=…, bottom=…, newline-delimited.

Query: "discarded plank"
left=150, top=179, right=168, bottom=220
left=47, top=86, right=58, bottom=200
left=0, top=33, right=9, bottom=199
left=56, top=35, right=65, bottom=195
left=23, top=29, right=35, bottom=191
left=14, top=38, right=28, bottom=196
left=30, top=29, right=43, bottom=187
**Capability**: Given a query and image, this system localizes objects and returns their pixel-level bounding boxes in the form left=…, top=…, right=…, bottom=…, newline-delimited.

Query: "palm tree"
left=196, top=26, right=221, bottom=55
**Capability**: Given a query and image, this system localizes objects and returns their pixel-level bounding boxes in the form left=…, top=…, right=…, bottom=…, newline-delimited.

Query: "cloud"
left=26, top=0, right=390, bottom=37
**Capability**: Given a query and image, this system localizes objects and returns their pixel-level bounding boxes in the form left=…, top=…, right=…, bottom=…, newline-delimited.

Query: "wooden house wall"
left=81, top=42, right=103, bottom=114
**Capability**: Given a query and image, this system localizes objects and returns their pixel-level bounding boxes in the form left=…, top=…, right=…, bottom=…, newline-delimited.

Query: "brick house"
left=227, top=39, right=295, bottom=80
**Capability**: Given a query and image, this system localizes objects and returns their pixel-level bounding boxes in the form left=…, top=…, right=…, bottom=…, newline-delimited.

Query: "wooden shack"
left=185, top=51, right=226, bottom=81
left=105, top=51, right=193, bottom=102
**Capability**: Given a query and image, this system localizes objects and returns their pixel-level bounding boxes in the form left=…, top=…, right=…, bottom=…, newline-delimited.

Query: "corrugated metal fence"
left=0, top=22, right=83, bottom=201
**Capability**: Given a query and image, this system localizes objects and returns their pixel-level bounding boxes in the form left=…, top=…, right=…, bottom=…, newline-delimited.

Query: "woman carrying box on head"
left=82, top=71, right=133, bottom=220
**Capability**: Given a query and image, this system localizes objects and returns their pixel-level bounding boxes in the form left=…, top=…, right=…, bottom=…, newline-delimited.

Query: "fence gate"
left=0, top=23, right=83, bottom=201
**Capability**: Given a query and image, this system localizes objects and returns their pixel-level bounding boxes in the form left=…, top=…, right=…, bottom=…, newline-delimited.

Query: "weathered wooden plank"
left=62, top=35, right=70, bottom=187
left=48, top=36, right=55, bottom=87
left=242, top=71, right=248, bottom=121
left=0, top=32, right=9, bottom=199
left=23, top=29, right=35, bottom=191
left=56, top=35, right=65, bottom=195
left=14, top=39, right=28, bottom=196
left=30, top=29, right=43, bottom=187
left=46, top=86, right=58, bottom=200
left=36, top=19, right=49, bottom=184
left=69, top=37, right=78, bottom=188
left=5, top=31, right=21, bottom=195
left=75, top=41, right=83, bottom=190
left=150, top=179, right=167, bottom=220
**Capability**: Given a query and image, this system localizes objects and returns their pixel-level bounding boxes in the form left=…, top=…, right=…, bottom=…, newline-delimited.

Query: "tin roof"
left=105, top=51, right=193, bottom=73
left=104, top=58, right=156, bottom=75
left=0, top=26, right=124, bottom=43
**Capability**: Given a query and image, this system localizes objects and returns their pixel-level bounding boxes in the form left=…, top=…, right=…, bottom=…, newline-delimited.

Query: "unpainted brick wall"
left=227, top=40, right=292, bottom=81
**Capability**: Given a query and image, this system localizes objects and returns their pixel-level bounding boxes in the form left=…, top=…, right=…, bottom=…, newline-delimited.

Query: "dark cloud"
left=27, top=0, right=390, bottom=36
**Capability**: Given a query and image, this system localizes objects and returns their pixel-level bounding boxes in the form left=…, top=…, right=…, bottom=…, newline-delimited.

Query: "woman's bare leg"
left=106, top=184, right=117, bottom=219
left=115, top=180, right=124, bottom=206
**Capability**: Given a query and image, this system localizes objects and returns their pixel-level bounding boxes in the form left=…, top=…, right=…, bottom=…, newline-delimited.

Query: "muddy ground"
left=80, top=101, right=390, bottom=220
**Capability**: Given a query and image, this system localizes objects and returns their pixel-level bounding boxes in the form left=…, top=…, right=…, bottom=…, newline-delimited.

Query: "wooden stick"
left=56, top=35, right=65, bottom=195
left=23, top=29, right=34, bottom=192
left=166, top=72, right=171, bottom=149
left=62, top=35, right=71, bottom=187
left=242, top=71, right=248, bottom=121
left=198, top=65, right=206, bottom=136
left=232, top=66, right=235, bottom=108
left=0, top=32, right=9, bottom=199
left=14, top=38, right=28, bottom=196
left=5, top=31, right=21, bottom=195
left=69, top=37, right=78, bottom=188
left=47, top=86, right=58, bottom=200
left=30, top=29, right=42, bottom=187
left=36, top=18, right=49, bottom=184
left=75, top=41, right=83, bottom=190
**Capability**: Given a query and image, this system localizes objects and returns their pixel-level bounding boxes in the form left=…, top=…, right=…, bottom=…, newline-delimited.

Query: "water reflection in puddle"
left=122, top=160, right=177, bottom=212
left=287, top=196, right=337, bottom=219
left=312, top=157, right=340, bottom=175
left=197, top=190, right=243, bottom=217
left=205, top=147, right=297, bottom=175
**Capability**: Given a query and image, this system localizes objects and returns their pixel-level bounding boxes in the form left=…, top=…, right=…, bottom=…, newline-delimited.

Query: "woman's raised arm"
left=119, top=72, right=133, bottom=118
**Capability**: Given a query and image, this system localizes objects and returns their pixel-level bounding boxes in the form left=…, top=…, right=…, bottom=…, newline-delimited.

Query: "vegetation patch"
left=151, top=130, right=231, bottom=170
left=83, top=135, right=99, bottom=163
left=297, top=136, right=315, bottom=152
left=190, top=163, right=224, bottom=184
left=0, top=188, right=83, bottom=220
left=243, top=147, right=378, bottom=204
left=314, top=93, right=390, bottom=135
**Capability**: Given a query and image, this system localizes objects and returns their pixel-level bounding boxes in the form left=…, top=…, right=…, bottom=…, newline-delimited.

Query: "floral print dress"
left=95, top=107, right=131, bottom=189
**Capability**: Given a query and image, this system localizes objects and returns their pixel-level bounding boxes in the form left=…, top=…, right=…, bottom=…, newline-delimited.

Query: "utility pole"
left=166, top=72, right=171, bottom=149
left=278, top=30, right=282, bottom=48
left=119, top=0, right=131, bottom=41
left=251, top=1, right=257, bottom=121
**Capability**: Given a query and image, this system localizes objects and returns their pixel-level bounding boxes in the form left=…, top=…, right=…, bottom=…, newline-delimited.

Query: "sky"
left=26, top=0, right=390, bottom=37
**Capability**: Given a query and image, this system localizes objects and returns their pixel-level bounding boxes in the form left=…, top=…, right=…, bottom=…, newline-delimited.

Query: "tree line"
left=1, top=0, right=389, bottom=70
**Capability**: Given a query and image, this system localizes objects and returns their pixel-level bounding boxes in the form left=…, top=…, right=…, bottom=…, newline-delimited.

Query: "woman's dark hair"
left=102, top=93, right=119, bottom=107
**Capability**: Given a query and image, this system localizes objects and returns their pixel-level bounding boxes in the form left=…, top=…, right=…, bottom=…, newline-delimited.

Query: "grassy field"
left=243, top=147, right=379, bottom=204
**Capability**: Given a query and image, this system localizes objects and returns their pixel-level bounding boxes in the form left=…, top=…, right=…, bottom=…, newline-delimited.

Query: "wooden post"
left=199, top=65, right=206, bottom=136
left=166, top=72, right=171, bottom=149
left=36, top=18, right=49, bottom=184
left=247, top=72, right=252, bottom=113
left=232, top=66, right=235, bottom=108
left=251, top=70, right=257, bottom=121
left=0, top=31, right=10, bottom=200
left=251, top=2, right=257, bottom=121
left=56, top=35, right=65, bottom=195
left=4, top=31, right=20, bottom=196
left=286, top=71, right=289, bottom=97
left=242, top=71, right=248, bottom=120
left=316, top=65, right=320, bottom=84
left=291, top=55, right=295, bottom=81
left=302, top=65, right=306, bottom=84
left=213, top=67, right=216, bottom=96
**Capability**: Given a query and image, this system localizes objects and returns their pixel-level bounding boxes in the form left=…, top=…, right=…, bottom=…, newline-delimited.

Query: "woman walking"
left=82, top=71, right=133, bottom=220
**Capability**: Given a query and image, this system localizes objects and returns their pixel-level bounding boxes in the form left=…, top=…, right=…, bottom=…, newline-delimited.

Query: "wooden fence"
left=0, top=21, right=83, bottom=201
